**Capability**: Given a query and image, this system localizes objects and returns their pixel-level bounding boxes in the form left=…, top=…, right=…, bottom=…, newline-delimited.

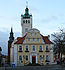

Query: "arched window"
left=28, top=20, right=30, bottom=23
left=26, top=20, right=27, bottom=23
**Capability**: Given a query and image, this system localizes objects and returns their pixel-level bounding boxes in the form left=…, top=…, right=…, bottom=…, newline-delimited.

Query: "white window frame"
left=32, top=45, right=36, bottom=52
left=32, top=38, right=35, bottom=42
left=37, top=38, right=39, bottom=42
left=28, top=38, right=30, bottom=42
left=19, top=46, right=22, bottom=51
left=25, top=46, right=29, bottom=51
left=39, top=55, right=43, bottom=61
left=35, top=33, right=37, bottom=36
left=25, top=55, right=28, bottom=61
left=39, top=46, right=42, bottom=51
left=46, top=55, right=49, bottom=61
left=46, top=46, right=49, bottom=51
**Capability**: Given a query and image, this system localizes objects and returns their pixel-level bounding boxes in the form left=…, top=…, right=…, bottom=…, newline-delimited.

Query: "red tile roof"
left=14, top=35, right=26, bottom=44
left=14, top=34, right=53, bottom=44
left=41, top=34, right=53, bottom=44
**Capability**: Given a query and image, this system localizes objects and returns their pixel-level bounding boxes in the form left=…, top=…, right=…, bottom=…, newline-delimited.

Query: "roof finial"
left=26, top=1, right=28, bottom=8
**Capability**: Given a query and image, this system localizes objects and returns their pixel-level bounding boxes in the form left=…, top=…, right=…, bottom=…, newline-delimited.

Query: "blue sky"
left=0, top=0, right=65, bottom=36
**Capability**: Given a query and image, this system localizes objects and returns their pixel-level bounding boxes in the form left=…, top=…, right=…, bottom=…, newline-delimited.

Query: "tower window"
left=28, top=20, right=30, bottom=23
left=26, top=20, right=27, bottom=23
left=23, top=20, right=25, bottom=23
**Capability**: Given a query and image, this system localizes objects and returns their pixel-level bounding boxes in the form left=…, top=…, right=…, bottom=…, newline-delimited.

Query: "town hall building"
left=8, top=5, right=54, bottom=66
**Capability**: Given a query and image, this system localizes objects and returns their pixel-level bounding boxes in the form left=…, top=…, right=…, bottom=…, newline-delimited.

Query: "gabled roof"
left=41, top=34, right=53, bottom=44
left=14, top=35, right=26, bottom=44
left=14, top=34, right=53, bottom=44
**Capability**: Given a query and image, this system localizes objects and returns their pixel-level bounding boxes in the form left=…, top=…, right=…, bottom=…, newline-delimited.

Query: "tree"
left=52, top=29, right=65, bottom=64
left=0, top=47, right=2, bottom=66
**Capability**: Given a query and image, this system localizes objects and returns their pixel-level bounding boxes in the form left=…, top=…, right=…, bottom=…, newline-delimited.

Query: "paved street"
left=0, top=65, right=65, bottom=70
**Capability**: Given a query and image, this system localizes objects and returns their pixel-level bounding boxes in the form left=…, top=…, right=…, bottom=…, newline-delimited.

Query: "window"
left=46, top=55, right=49, bottom=60
left=23, top=20, right=25, bottom=23
left=39, top=46, right=42, bottom=51
left=26, top=46, right=28, bottom=51
left=39, top=55, right=42, bottom=60
left=31, top=33, right=33, bottom=37
left=25, top=55, right=28, bottom=60
left=32, top=46, right=35, bottom=51
left=28, top=20, right=30, bottom=23
left=37, top=38, right=39, bottom=42
left=26, top=20, right=27, bottom=23
left=35, top=33, right=37, bottom=36
left=19, top=46, right=22, bottom=51
left=19, top=55, right=22, bottom=61
left=46, top=46, right=48, bottom=51
left=28, top=38, right=30, bottom=42
left=25, top=28, right=28, bottom=32
left=32, top=38, right=35, bottom=42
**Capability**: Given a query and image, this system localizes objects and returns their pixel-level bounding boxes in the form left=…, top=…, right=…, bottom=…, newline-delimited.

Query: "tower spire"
left=9, top=27, right=14, bottom=42
left=11, top=27, right=13, bottom=33
left=26, top=1, right=28, bottom=8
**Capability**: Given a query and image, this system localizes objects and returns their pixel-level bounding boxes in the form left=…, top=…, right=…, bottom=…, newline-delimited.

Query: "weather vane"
left=26, top=0, right=28, bottom=8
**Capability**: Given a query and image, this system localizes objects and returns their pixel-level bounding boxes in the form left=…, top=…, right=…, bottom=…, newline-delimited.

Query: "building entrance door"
left=32, top=56, right=36, bottom=64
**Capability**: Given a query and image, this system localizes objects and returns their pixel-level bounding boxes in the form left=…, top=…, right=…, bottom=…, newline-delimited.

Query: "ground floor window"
left=46, top=55, right=49, bottom=61
left=19, top=55, right=22, bottom=61
left=39, top=55, right=42, bottom=60
left=25, top=55, right=28, bottom=61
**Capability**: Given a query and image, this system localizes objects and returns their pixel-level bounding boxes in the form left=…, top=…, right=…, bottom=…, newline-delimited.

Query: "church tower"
left=8, top=27, right=14, bottom=64
left=21, top=3, right=32, bottom=36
